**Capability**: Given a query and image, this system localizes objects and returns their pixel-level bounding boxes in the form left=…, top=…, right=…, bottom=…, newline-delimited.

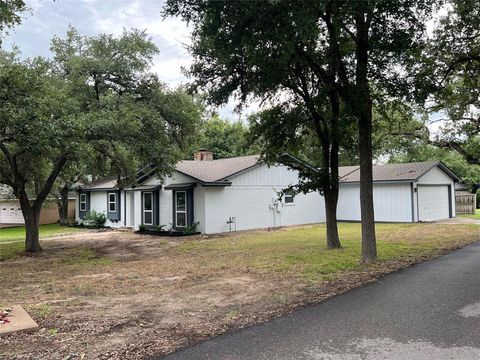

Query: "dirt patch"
left=1, top=225, right=479, bottom=359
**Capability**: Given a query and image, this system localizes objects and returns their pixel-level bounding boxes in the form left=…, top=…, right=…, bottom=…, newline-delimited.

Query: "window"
left=80, top=194, right=87, bottom=211
left=143, top=192, right=153, bottom=225
left=108, top=193, right=117, bottom=212
left=284, top=191, right=295, bottom=204
left=175, top=191, right=187, bottom=227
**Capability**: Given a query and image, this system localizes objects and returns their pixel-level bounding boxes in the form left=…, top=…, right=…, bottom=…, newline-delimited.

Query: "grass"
left=0, top=241, right=24, bottom=261
left=0, top=224, right=85, bottom=261
left=459, top=209, right=480, bottom=219
left=1, top=222, right=479, bottom=358
left=0, top=223, right=81, bottom=243
left=179, top=222, right=480, bottom=281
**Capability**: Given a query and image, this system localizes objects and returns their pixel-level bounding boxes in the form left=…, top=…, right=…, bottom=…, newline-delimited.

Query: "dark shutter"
left=187, top=189, right=194, bottom=227
left=172, top=188, right=194, bottom=229
left=107, top=190, right=121, bottom=221
left=154, top=189, right=160, bottom=226
left=78, top=191, right=90, bottom=219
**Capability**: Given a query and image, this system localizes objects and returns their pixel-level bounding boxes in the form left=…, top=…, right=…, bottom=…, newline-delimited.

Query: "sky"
left=3, top=0, right=446, bottom=132
left=3, top=0, right=248, bottom=121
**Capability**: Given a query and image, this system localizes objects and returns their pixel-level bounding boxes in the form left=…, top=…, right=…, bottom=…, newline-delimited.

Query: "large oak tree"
left=164, top=0, right=435, bottom=262
left=0, top=28, right=201, bottom=253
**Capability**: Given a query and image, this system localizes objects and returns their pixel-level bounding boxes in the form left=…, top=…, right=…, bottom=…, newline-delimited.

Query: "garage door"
left=418, top=185, right=450, bottom=221
left=0, top=203, right=24, bottom=224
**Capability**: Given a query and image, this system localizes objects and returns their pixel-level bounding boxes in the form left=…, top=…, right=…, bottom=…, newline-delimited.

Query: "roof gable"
left=175, top=155, right=260, bottom=183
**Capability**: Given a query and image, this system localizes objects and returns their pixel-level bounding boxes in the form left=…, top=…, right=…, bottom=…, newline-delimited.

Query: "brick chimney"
left=194, top=149, right=214, bottom=161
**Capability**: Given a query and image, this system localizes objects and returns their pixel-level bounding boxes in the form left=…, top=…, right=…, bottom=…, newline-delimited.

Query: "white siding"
left=0, top=201, right=24, bottom=224
left=203, top=164, right=325, bottom=234
left=79, top=163, right=458, bottom=231
left=231, top=164, right=300, bottom=186
left=337, top=182, right=413, bottom=222
left=193, top=186, right=206, bottom=233
left=86, top=191, right=125, bottom=228
left=417, top=185, right=450, bottom=221
left=417, top=166, right=456, bottom=219
left=142, top=171, right=194, bottom=186
left=418, top=166, right=453, bottom=184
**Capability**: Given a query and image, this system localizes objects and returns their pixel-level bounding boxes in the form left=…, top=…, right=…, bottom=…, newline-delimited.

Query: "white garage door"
left=0, top=203, right=24, bottom=224
left=418, top=185, right=450, bottom=221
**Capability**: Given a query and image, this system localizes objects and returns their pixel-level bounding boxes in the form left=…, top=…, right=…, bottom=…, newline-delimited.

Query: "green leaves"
left=0, top=0, right=26, bottom=44
left=0, top=27, right=202, bottom=198
left=190, top=115, right=259, bottom=159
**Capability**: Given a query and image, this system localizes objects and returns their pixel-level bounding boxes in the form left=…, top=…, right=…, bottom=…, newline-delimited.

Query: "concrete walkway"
left=162, top=241, right=480, bottom=359
left=436, top=217, right=480, bottom=224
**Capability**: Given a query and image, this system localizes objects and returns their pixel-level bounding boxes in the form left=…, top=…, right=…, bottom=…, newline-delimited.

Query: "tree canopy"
left=0, top=0, right=26, bottom=44
left=0, top=28, right=202, bottom=252
left=164, top=0, right=437, bottom=261
left=189, top=115, right=259, bottom=159
left=413, top=0, right=480, bottom=165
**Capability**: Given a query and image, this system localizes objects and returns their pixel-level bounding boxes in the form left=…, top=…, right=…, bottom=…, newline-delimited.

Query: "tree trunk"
left=18, top=190, right=42, bottom=253
left=358, top=112, right=377, bottom=262
left=324, top=190, right=341, bottom=249
left=355, top=8, right=377, bottom=263
left=24, top=208, right=42, bottom=253
left=57, top=186, right=70, bottom=226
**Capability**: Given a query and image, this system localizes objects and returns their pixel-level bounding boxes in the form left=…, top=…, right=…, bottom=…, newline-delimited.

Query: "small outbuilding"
left=337, top=161, right=459, bottom=222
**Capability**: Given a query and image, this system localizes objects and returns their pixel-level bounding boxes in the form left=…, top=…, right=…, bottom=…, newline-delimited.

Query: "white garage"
left=0, top=201, right=24, bottom=225
left=417, top=185, right=450, bottom=221
left=336, top=161, right=459, bottom=223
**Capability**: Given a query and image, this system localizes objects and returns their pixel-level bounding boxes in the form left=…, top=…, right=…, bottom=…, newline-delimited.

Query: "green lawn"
left=0, top=223, right=81, bottom=243
left=0, top=224, right=83, bottom=261
left=179, top=222, right=480, bottom=281
left=459, top=209, right=480, bottom=219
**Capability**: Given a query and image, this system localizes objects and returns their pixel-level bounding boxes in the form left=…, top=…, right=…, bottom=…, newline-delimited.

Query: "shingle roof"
left=339, top=161, right=453, bottom=183
left=176, top=154, right=260, bottom=182
left=81, top=176, right=119, bottom=190
left=79, top=157, right=458, bottom=190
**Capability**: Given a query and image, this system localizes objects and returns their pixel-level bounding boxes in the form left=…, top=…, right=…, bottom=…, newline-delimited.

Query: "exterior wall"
left=417, top=166, right=453, bottom=185
left=132, top=171, right=204, bottom=231
left=0, top=200, right=24, bottom=225
left=193, top=186, right=206, bottom=233
left=337, top=182, right=413, bottom=222
left=203, top=165, right=326, bottom=234
left=1, top=199, right=75, bottom=227
left=417, top=166, right=456, bottom=219
left=76, top=191, right=125, bottom=228
left=75, top=163, right=458, bottom=231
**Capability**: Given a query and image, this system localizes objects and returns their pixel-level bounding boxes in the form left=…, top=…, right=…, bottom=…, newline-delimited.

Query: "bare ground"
left=1, top=225, right=479, bottom=359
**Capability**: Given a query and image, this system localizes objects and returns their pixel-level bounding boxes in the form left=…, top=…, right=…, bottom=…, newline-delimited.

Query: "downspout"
left=124, top=189, right=127, bottom=226
left=410, top=182, right=415, bottom=223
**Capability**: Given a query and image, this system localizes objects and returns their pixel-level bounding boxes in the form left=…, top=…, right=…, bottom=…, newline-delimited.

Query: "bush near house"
left=81, top=210, right=107, bottom=228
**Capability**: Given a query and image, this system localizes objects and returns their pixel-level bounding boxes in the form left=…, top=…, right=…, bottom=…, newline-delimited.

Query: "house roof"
left=81, top=176, right=119, bottom=191
left=339, top=161, right=460, bottom=183
left=79, top=156, right=460, bottom=191
left=176, top=155, right=260, bottom=183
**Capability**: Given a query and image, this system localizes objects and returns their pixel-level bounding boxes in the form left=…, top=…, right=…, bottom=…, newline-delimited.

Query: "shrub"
left=138, top=224, right=146, bottom=232
left=83, top=210, right=107, bottom=228
left=156, top=224, right=166, bottom=232
left=184, top=221, right=200, bottom=235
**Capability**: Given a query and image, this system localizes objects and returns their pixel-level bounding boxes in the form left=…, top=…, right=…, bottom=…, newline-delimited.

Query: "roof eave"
left=341, top=179, right=416, bottom=184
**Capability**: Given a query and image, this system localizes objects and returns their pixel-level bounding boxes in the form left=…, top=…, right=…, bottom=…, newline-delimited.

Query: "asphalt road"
left=161, top=241, right=480, bottom=359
